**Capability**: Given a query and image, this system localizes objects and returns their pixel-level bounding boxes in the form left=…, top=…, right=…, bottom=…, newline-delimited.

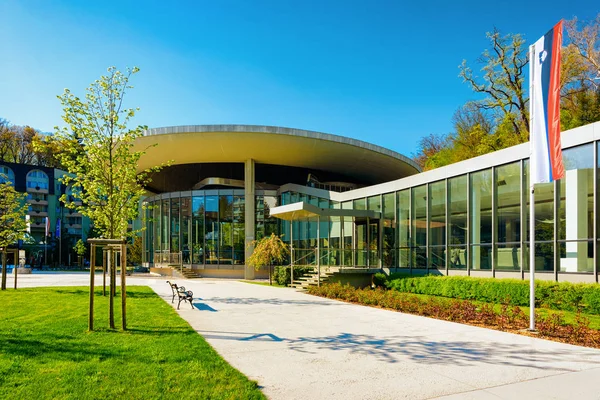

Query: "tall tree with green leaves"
left=246, top=233, right=289, bottom=285
left=51, top=66, right=163, bottom=240
left=459, top=28, right=529, bottom=140
left=0, top=175, right=28, bottom=290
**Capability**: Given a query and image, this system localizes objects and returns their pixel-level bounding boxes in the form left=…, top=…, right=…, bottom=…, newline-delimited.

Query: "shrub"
left=273, top=266, right=313, bottom=286
left=386, top=275, right=600, bottom=315
left=307, top=283, right=600, bottom=348
left=372, top=272, right=388, bottom=288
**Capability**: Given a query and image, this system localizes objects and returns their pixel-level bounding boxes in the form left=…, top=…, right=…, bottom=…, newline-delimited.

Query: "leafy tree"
left=459, top=28, right=529, bottom=140
left=74, top=239, right=87, bottom=267
left=0, top=174, right=28, bottom=290
left=48, top=66, right=165, bottom=329
left=412, top=133, right=452, bottom=170
left=565, top=14, right=600, bottom=90
left=246, top=233, right=289, bottom=285
left=127, top=236, right=143, bottom=266
left=51, top=66, right=163, bottom=240
left=561, top=15, right=600, bottom=130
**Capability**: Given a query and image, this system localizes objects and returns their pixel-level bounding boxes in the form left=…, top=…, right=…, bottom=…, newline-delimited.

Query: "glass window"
left=0, top=165, right=15, bottom=185
left=412, top=185, right=427, bottom=267
left=496, top=162, right=522, bottom=271
left=382, top=193, right=396, bottom=267
left=219, top=195, right=233, bottom=265
left=429, top=181, right=446, bottom=246
left=192, top=196, right=205, bottom=264
left=264, top=195, right=279, bottom=238
left=353, top=198, right=366, bottom=210
left=470, top=169, right=492, bottom=269
left=205, top=196, right=218, bottom=264
left=170, top=198, right=180, bottom=252
left=153, top=200, right=160, bottom=255
left=429, top=181, right=446, bottom=269
left=161, top=199, right=169, bottom=252
left=181, top=197, right=191, bottom=264
left=397, top=190, right=410, bottom=268
left=558, top=144, right=594, bottom=273
left=26, top=169, right=49, bottom=190
left=448, top=175, right=467, bottom=246
left=233, top=195, right=245, bottom=265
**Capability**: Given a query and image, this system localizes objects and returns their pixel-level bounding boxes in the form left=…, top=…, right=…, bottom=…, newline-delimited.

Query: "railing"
left=153, top=251, right=183, bottom=267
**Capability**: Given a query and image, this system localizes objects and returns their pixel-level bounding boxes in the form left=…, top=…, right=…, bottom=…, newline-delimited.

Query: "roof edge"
left=143, top=124, right=421, bottom=173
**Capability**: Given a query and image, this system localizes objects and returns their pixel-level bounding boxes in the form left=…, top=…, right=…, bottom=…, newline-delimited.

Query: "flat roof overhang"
left=270, top=202, right=381, bottom=221
left=134, top=125, right=420, bottom=184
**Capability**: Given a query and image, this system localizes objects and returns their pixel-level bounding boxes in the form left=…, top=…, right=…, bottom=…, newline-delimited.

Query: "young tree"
left=74, top=239, right=87, bottom=268
left=127, top=236, right=142, bottom=266
left=246, top=233, right=289, bottom=285
left=52, top=66, right=162, bottom=240
left=50, top=66, right=164, bottom=328
left=0, top=175, right=28, bottom=290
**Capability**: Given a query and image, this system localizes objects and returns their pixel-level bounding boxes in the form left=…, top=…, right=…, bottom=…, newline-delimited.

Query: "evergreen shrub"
left=385, top=275, right=600, bottom=315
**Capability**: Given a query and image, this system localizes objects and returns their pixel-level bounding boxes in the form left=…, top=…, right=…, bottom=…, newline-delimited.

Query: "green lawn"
left=0, top=286, right=265, bottom=400
left=240, top=280, right=287, bottom=288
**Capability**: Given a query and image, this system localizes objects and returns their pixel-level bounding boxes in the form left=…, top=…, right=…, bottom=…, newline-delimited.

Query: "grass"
left=0, top=286, right=265, bottom=400
left=240, top=280, right=287, bottom=288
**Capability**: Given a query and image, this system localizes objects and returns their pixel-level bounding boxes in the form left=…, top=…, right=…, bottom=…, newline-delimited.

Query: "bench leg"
left=177, top=297, right=182, bottom=310
left=189, top=298, right=194, bottom=309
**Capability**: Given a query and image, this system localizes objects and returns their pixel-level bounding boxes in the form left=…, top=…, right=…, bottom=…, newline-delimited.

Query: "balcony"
left=27, top=210, right=48, bottom=217
left=26, top=186, right=49, bottom=194
left=26, top=198, right=49, bottom=205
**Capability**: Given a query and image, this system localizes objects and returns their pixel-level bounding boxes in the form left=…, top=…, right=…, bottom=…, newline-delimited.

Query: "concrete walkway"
left=7, top=273, right=600, bottom=399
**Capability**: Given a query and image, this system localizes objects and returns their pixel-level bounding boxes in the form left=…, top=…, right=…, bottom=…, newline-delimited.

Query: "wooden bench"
left=166, top=281, right=194, bottom=310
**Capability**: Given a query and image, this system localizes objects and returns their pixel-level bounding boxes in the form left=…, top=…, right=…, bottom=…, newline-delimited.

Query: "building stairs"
left=170, top=265, right=202, bottom=279
left=289, top=267, right=340, bottom=290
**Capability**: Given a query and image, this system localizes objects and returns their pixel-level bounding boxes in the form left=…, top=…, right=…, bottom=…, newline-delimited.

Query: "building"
left=139, top=122, right=600, bottom=284
left=0, top=162, right=90, bottom=267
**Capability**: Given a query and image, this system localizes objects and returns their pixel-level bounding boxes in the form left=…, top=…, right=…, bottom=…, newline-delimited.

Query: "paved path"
left=7, top=272, right=600, bottom=399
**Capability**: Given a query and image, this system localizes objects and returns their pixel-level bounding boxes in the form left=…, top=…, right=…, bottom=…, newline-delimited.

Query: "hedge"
left=385, top=274, right=600, bottom=315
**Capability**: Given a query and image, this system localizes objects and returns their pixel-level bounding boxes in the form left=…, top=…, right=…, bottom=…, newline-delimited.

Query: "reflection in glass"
left=192, top=196, right=205, bottom=264
left=205, top=196, right=218, bottom=264
left=557, top=144, right=594, bottom=273
left=495, top=162, right=521, bottom=271
left=382, top=193, right=396, bottom=267
left=470, top=169, right=492, bottom=270
left=397, top=190, right=410, bottom=268
left=412, top=185, right=427, bottom=267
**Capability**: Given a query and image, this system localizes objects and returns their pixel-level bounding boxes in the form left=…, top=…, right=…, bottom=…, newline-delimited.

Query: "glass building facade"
left=141, top=122, right=600, bottom=282
left=144, top=190, right=278, bottom=267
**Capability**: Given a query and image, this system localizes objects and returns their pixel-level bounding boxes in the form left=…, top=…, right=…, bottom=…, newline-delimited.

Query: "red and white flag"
left=530, top=20, right=564, bottom=187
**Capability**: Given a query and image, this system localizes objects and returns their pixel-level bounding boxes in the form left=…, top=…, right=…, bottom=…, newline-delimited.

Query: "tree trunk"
left=1, top=250, right=6, bottom=290
left=269, top=264, right=272, bottom=285
left=109, top=248, right=115, bottom=329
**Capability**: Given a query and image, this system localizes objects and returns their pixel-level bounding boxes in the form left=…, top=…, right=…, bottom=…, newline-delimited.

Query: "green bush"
left=272, top=266, right=313, bottom=286
left=386, top=275, right=600, bottom=315
left=372, top=272, right=388, bottom=288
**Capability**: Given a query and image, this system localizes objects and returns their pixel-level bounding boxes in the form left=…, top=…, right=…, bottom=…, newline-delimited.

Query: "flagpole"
left=529, top=43, right=536, bottom=331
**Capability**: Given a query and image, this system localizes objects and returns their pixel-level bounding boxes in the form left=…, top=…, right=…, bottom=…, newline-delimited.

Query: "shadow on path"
left=197, top=330, right=600, bottom=370
left=203, top=296, right=336, bottom=307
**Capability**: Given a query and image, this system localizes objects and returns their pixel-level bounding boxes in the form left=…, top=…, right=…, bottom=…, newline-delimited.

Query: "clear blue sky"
left=0, top=0, right=597, bottom=157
